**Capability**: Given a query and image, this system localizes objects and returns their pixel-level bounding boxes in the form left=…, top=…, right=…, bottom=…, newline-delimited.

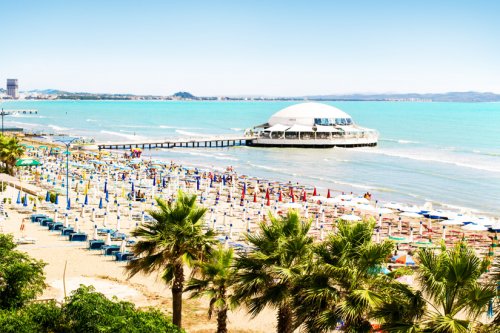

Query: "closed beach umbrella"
left=75, top=218, right=80, bottom=233
left=131, top=182, right=135, bottom=193
left=105, top=191, right=109, bottom=202
left=91, top=207, right=96, bottom=221
left=55, top=194, right=59, bottom=205
left=196, top=177, right=200, bottom=190
left=84, top=194, right=88, bottom=205
left=119, top=237, right=127, bottom=253
left=23, top=194, right=28, bottom=207
left=313, top=187, right=317, bottom=196
left=253, top=193, right=257, bottom=203
left=302, top=190, right=307, bottom=202
left=67, top=198, right=71, bottom=210
left=103, top=212, right=108, bottom=227
left=64, top=213, right=69, bottom=228
left=99, top=197, right=103, bottom=209
left=278, top=190, right=282, bottom=202
left=93, top=224, right=98, bottom=240
left=327, top=189, right=331, bottom=199
left=16, top=191, right=21, bottom=205
left=45, top=191, right=51, bottom=202
left=105, top=231, right=111, bottom=246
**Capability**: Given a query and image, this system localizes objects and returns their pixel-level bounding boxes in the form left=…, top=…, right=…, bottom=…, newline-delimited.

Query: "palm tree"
left=294, top=219, right=395, bottom=333
left=0, top=136, right=25, bottom=175
left=126, top=191, right=216, bottom=329
left=374, top=242, right=495, bottom=333
left=185, top=245, right=236, bottom=333
left=233, top=210, right=314, bottom=333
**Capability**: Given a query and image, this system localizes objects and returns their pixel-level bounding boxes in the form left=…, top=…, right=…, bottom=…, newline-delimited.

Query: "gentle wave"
left=380, top=138, right=420, bottom=144
left=230, top=127, right=243, bottom=131
left=100, top=130, right=146, bottom=141
left=360, top=148, right=500, bottom=173
left=175, top=129, right=207, bottom=137
left=166, top=149, right=239, bottom=162
left=48, top=124, right=71, bottom=131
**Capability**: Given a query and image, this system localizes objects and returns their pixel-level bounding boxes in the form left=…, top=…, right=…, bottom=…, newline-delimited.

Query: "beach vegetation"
left=0, top=286, right=183, bottom=333
left=0, top=136, right=25, bottom=176
left=126, top=191, right=216, bottom=329
left=0, top=233, right=46, bottom=309
left=294, top=218, right=395, bottom=332
left=186, top=245, right=237, bottom=333
left=233, top=210, right=314, bottom=333
left=374, top=242, right=495, bottom=332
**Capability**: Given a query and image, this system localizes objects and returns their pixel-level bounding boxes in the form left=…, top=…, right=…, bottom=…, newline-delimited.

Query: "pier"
left=97, top=135, right=255, bottom=150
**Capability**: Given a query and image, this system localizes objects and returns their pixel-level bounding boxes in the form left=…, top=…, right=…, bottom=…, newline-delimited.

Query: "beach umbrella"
left=222, top=175, right=226, bottom=186
left=327, top=189, right=331, bottom=199
left=23, top=194, right=28, bottom=207
left=266, top=196, right=270, bottom=206
left=278, top=190, right=282, bottom=202
left=45, top=191, right=51, bottom=202
left=75, top=218, right=80, bottom=233
left=320, top=225, right=324, bottom=241
left=104, top=180, right=107, bottom=193
left=91, top=207, right=96, bottom=222
left=16, top=191, right=21, bottom=205
left=84, top=193, right=88, bottom=205
left=290, top=187, right=294, bottom=203
left=54, top=209, right=58, bottom=221
left=409, top=227, right=414, bottom=243
left=119, top=237, right=127, bottom=253
left=80, top=204, right=85, bottom=217
left=122, top=173, right=126, bottom=181
left=196, top=177, right=200, bottom=190
left=394, top=254, right=415, bottom=266
left=253, top=192, right=257, bottom=203
left=15, top=158, right=41, bottom=167
left=313, top=187, right=317, bottom=196
left=99, top=197, right=103, bottom=209
left=105, top=231, right=111, bottom=246
left=64, top=213, right=69, bottom=228
left=67, top=198, right=71, bottom=210
left=93, top=224, right=98, bottom=240
left=302, top=190, right=307, bottom=202
left=103, top=212, right=108, bottom=227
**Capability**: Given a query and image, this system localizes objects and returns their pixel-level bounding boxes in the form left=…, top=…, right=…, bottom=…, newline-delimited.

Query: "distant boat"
left=247, top=102, right=378, bottom=148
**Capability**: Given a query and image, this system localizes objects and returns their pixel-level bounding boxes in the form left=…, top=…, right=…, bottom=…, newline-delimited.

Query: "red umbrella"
left=302, top=190, right=307, bottom=202
left=241, top=187, right=245, bottom=200
left=253, top=192, right=257, bottom=203
left=313, top=187, right=317, bottom=196
left=266, top=196, right=270, bottom=206
left=290, top=187, right=295, bottom=203
left=278, top=190, right=283, bottom=202
left=327, top=189, right=331, bottom=198
left=265, top=188, right=270, bottom=200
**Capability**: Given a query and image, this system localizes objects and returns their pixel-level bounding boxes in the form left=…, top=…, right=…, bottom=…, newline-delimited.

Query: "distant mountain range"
left=11, top=89, right=500, bottom=102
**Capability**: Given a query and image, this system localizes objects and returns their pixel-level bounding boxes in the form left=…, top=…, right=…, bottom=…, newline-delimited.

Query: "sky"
left=1, top=0, right=499, bottom=96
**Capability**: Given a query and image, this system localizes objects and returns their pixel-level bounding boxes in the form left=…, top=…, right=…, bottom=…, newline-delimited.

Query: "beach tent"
left=393, top=254, right=416, bottom=266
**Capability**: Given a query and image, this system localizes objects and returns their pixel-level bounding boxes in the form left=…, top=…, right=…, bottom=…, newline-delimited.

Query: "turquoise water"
left=2, top=100, right=500, bottom=215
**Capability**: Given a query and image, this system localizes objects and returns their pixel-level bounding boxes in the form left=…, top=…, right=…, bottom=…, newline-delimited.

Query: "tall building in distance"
left=6, top=79, right=19, bottom=99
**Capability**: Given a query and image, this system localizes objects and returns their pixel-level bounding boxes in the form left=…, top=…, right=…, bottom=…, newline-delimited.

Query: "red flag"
left=327, top=189, right=331, bottom=198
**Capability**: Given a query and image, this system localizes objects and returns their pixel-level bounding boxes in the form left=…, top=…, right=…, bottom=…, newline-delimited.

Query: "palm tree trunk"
left=277, top=304, right=293, bottom=333
left=217, top=307, right=228, bottom=333
left=172, top=263, right=184, bottom=328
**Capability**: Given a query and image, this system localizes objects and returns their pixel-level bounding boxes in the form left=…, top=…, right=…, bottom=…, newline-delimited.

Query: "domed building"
left=248, top=102, right=378, bottom=147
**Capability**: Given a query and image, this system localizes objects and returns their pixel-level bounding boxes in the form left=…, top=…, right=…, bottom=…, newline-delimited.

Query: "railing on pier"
left=97, top=136, right=256, bottom=150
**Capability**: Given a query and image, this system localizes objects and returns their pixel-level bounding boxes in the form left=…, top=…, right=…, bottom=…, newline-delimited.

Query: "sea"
left=2, top=100, right=500, bottom=216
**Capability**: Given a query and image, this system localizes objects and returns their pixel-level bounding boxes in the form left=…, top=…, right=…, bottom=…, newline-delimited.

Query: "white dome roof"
left=268, top=102, right=352, bottom=126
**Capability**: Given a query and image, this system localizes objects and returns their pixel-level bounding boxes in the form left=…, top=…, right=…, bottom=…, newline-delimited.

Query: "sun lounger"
left=69, top=233, right=88, bottom=241
left=114, top=252, right=134, bottom=261
left=31, top=214, right=46, bottom=222
left=50, top=222, right=64, bottom=231
left=88, top=239, right=105, bottom=250
left=61, top=227, right=75, bottom=236
left=16, top=237, right=36, bottom=244
left=102, top=245, right=120, bottom=256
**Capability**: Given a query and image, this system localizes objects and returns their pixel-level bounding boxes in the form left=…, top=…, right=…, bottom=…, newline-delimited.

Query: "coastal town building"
left=7, top=79, right=19, bottom=99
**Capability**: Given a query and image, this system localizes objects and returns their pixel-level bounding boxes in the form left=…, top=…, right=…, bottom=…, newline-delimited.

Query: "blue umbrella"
left=131, top=182, right=135, bottom=193
left=45, top=191, right=50, bottom=202
left=55, top=194, right=59, bottom=205
left=162, top=177, right=166, bottom=188
left=222, top=175, right=226, bottom=186
left=84, top=194, right=88, bottom=205
left=16, top=191, right=21, bottom=205
left=99, top=197, right=103, bottom=209
left=23, top=194, right=28, bottom=207
left=104, top=180, right=107, bottom=193
left=196, top=177, right=200, bottom=190
left=152, top=175, right=156, bottom=186
left=210, top=178, right=213, bottom=188
left=122, top=173, right=125, bottom=181
left=67, top=198, right=71, bottom=210
left=105, top=191, right=109, bottom=202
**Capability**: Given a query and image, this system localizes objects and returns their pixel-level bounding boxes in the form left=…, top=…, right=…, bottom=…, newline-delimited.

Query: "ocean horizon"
left=2, top=99, right=500, bottom=216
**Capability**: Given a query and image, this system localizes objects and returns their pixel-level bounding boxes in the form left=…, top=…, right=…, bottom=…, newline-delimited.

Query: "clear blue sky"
left=1, top=0, right=499, bottom=96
